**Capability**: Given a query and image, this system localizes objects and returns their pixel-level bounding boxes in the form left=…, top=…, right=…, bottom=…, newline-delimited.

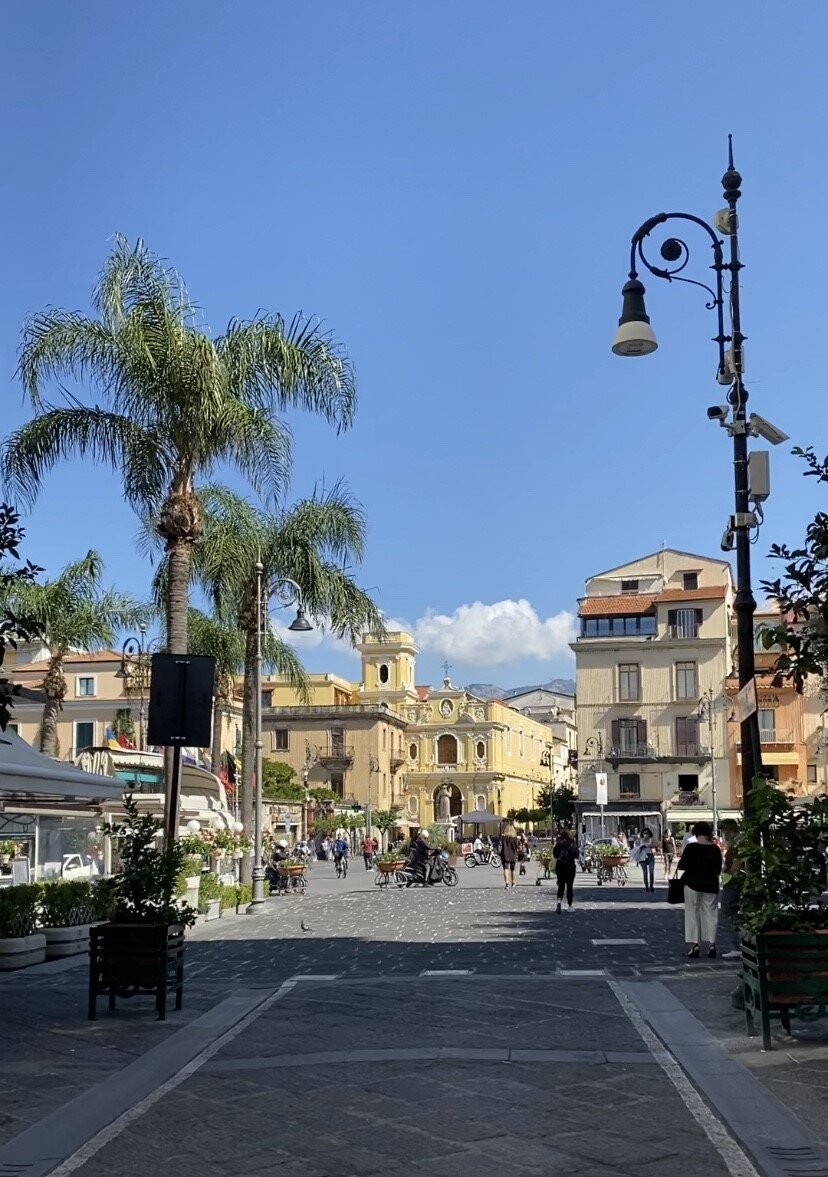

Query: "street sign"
left=734, top=678, right=757, bottom=724
left=595, top=772, right=608, bottom=807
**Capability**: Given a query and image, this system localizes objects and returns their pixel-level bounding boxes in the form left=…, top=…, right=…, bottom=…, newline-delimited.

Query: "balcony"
left=608, top=743, right=657, bottom=762
left=608, top=742, right=708, bottom=765
left=390, top=755, right=406, bottom=772
left=668, top=623, right=700, bottom=641
left=318, top=743, right=354, bottom=766
left=677, top=790, right=702, bottom=806
left=760, top=729, right=793, bottom=745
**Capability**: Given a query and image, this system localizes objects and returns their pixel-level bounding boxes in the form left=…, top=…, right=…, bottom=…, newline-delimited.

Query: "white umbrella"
left=459, top=809, right=501, bottom=824
left=0, top=730, right=124, bottom=801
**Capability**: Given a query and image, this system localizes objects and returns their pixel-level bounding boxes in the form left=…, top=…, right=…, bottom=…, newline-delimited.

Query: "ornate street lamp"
left=612, top=138, right=787, bottom=819
left=114, top=621, right=160, bottom=751
left=248, top=573, right=313, bottom=912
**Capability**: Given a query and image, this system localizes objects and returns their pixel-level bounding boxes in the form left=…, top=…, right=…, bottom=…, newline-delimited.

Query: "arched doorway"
left=433, top=782, right=462, bottom=823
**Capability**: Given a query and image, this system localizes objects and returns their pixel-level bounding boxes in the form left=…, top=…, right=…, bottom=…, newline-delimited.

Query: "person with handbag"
left=635, top=827, right=656, bottom=892
left=676, top=821, right=722, bottom=959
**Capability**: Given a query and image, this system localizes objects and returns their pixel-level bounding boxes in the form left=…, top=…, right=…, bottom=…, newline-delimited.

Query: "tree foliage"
left=760, top=446, right=828, bottom=691
left=0, top=504, right=41, bottom=730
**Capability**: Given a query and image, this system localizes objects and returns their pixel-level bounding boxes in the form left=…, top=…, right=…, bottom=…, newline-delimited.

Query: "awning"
left=459, top=809, right=501, bottom=824
left=666, top=808, right=741, bottom=823
left=0, top=731, right=123, bottom=802
left=737, top=751, right=799, bottom=767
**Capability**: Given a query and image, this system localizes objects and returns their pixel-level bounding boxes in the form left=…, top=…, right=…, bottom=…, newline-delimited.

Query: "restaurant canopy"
left=0, top=729, right=124, bottom=802
left=459, top=809, right=501, bottom=824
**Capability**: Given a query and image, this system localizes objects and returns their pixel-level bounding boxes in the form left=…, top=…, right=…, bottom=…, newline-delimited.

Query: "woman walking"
left=500, top=824, right=519, bottom=889
left=661, top=830, right=676, bottom=879
left=676, top=821, right=722, bottom=958
left=636, top=827, right=656, bottom=892
left=553, top=830, right=578, bottom=913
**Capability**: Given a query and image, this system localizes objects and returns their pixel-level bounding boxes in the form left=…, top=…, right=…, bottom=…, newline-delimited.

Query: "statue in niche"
left=436, top=784, right=452, bottom=822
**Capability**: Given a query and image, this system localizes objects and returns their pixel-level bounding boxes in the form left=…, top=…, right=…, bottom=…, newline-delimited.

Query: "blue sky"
left=2, top=2, right=826, bottom=689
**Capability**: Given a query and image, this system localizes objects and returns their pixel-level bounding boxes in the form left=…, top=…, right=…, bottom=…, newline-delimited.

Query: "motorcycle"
left=464, top=847, right=502, bottom=868
left=401, top=849, right=458, bottom=887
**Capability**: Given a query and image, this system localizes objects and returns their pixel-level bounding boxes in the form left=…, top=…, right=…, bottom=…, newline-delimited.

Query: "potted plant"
left=177, top=855, right=203, bottom=912
left=89, top=795, right=196, bottom=1020
left=0, top=840, right=14, bottom=866
left=375, top=850, right=406, bottom=874
left=197, top=871, right=222, bottom=921
left=39, top=879, right=98, bottom=959
left=0, top=883, right=45, bottom=969
left=276, top=856, right=307, bottom=878
left=738, top=776, right=828, bottom=1048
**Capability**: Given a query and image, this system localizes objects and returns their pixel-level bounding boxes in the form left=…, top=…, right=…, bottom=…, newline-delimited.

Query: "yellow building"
left=260, top=632, right=556, bottom=830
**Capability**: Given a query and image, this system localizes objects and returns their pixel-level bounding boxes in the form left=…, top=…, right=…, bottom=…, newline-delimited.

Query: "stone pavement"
left=0, top=859, right=826, bottom=1177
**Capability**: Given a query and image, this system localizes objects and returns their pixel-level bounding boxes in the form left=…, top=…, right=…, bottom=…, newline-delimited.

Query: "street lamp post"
left=611, top=138, right=786, bottom=821
left=697, top=689, right=720, bottom=838
left=115, top=622, right=159, bottom=751
left=248, top=573, right=313, bottom=913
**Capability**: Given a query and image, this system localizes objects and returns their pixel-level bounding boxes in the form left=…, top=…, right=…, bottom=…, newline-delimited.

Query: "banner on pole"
left=735, top=678, right=757, bottom=724
left=595, top=772, right=608, bottom=807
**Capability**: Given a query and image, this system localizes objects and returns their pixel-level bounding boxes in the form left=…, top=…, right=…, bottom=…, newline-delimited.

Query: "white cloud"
left=412, top=599, right=576, bottom=668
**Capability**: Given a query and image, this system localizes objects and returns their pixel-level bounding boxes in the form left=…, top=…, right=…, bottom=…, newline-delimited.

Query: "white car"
left=61, top=853, right=99, bottom=880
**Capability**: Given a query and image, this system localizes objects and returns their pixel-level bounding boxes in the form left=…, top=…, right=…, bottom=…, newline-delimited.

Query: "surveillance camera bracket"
left=731, top=511, right=758, bottom=529
left=723, top=419, right=748, bottom=437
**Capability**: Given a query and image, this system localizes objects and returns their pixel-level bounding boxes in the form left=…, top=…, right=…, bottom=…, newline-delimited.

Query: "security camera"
left=707, top=405, right=729, bottom=422
left=748, top=413, right=789, bottom=446
left=720, top=525, right=735, bottom=552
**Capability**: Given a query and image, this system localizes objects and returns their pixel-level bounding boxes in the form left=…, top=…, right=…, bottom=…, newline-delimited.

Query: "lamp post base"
left=247, top=867, right=267, bottom=913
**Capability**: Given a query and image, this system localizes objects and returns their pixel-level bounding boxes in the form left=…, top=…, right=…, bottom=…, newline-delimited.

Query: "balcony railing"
left=677, top=791, right=702, bottom=806
left=608, top=743, right=657, bottom=760
left=759, top=729, right=793, bottom=745
left=318, top=743, right=354, bottom=763
left=608, top=742, right=709, bottom=762
left=669, top=623, right=699, bottom=640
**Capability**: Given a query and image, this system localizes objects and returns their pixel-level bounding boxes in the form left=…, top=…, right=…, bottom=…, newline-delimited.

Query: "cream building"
left=573, top=549, right=737, bottom=839
left=260, top=632, right=556, bottom=830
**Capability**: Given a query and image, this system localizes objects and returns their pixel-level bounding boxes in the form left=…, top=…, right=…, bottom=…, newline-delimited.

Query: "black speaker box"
left=146, top=653, right=216, bottom=748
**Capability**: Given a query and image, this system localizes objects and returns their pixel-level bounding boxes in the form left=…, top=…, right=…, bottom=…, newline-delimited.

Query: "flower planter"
left=741, top=930, right=828, bottom=1049
left=183, top=876, right=201, bottom=910
left=597, top=855, right=629, bottom=868
left=376, top=861, right=405, bottom=874
left=0, top=933, right=46, bottom=970
left=276, top=865, right=307, bottom=878
left=44, top=924, right=91, bottom=960
left=88, top=923, right=185, bottom=1020
left=201, top=898, right=220, bottom=922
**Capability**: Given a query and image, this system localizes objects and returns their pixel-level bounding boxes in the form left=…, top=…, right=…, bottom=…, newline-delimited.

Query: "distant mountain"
left=465, top=678, right=575, bottom=700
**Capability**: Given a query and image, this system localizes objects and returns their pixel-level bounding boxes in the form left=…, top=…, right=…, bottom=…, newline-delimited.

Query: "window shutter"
left=611, top=719, right=620, bottom=747
left=637, top=718, right=647, bottom=745
left=695, top=608, right=703, bottom=624
left=668, top=609, right=677, bottom=625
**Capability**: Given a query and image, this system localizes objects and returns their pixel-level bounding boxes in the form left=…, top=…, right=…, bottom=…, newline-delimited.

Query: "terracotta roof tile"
left=579, top=594, right=656, bottom=617
left=12, top=649, right=123, bottom=673
left=658, top=586, right=728, bottom=603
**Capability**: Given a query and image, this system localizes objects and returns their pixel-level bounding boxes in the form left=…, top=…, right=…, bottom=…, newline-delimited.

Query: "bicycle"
left=335, top=854, right=349, bottom=879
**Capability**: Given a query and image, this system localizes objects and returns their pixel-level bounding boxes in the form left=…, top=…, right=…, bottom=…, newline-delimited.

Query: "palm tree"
left=0, top=551, right=142, bottom=757
left=195, top=484, right=384, bottom=876
left=186, top=606, right=309, bottom=774
left=2, top=235, right=356, bottom=658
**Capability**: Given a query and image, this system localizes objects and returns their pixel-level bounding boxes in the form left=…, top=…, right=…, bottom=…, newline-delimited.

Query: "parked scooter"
left=464, top=846, right=502, bottom=868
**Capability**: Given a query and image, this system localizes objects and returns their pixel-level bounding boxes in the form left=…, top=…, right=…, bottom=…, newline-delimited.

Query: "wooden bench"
left=741, top=932, right=828, bottom=1049
left=88, top=923, right=185, bottom=1021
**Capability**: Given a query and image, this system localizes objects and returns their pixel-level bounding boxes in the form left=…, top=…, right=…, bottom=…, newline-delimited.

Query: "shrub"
left=197, top=872, right=221, bottom=912
left=39, top=880, right=96, bottom=927
left=90, top=877, right=117, bottom=922
left=219, top=884, right=237, bottom=911
left=101, top=795, right=196, bottom=926
left=0, top=883, right=42, bottom=938
left=235, top=884, right=252, bottom=908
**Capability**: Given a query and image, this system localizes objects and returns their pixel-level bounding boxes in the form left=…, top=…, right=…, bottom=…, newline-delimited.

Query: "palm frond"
left=216, top=314, right=356, bottom=432
left=208, top=402, right=292, bottom=505
left=261, top=631, right=311, bottom=703
left=17, top=312, right=125, bottom=407
left=93, top=235, right=190, bottom=328
left=1, top=407, right=165, bottom=510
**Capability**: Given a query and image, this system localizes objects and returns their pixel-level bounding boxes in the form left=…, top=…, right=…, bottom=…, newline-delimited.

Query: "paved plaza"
left=1, top=860, right=828, bottom=1177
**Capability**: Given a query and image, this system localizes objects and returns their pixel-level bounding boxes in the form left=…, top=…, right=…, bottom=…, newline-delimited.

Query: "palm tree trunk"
left=39, top=696, right=61, bottom=757
left=239, top=626, right=257, bottom=885
left=166, top=538, right=192, bottom=655
left=211, top=700, right=223, bottom=775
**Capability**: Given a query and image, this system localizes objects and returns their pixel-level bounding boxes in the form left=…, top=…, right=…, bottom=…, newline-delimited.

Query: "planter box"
left=276, top=866, right=306, bottom=878
left=88, top=923, right=185, bottom=1021
left=201, top=898, right=220, bottom=922
left=44, top=924, right=91, bottom=960
left=741, top=930, right=828, bottom=1049
left=184, top=876, right=201, bottom=910
left=376, top=861, right=405, bottom=874
left=0, top=933, right=46, bottom=970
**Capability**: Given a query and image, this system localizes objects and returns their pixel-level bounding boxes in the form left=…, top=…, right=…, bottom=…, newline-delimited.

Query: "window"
left=382, top=726, right=387, bottom=751
left=618, top=664, right=640, bottom=701
left=619, top=773, right=640, bottom=798
left=581, top=615, right=655, bottom=638
left=437, top=734, right=458, bottom=765
left=76, top=676, right=95, bottom=697
left=6, top=722, right=18, bottom=734
left=519, top=730, right=524, bottom=757
left=330, top=772, right=344, bottom=797
left=272, top=729, right=289, bottom=751
left=408, top=741, right=418, bottom=761
left=330, top=726, right=345, bottom=756
left=505, top=729, right=511, bottom=754
left=74, top=721, right=94, bottom=753
left=682, top=572, right=699, bottom=591
left=260, top=690, right=272, bottom=711
left=668, top=608, right=702, bottom=639
left=621, top=579, right=640, bottom=593
left=476, top=740, right=486, bottom=760
left=675, top=662, right=697, bottom=700
left=675, top=716, right=700, bottom=757
left=614, top=718, right=645, bottom=754
left=678, top=773, right=699, bottom=793
left=758, top=708, right=775, bottom=736
left=808, top=764, right=818, bottom=784
left=378, top=663, right=389, bottom=684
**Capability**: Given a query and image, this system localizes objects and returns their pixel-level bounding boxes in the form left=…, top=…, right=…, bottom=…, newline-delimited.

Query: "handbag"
left=667, top=876, right=685, bottom=905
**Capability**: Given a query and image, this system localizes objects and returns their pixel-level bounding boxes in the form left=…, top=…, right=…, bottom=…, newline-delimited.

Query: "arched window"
left=476, top=740, right=486, bottom=760
left=379, top=664, right=389, bottom=685
left=408, top=741, right=418, bottom=761
left=437, top=733, right=458, bottom=765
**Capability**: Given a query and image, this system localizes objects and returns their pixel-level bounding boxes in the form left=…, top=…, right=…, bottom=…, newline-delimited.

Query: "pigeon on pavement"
left=300, top=919, right=314, bottom=932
